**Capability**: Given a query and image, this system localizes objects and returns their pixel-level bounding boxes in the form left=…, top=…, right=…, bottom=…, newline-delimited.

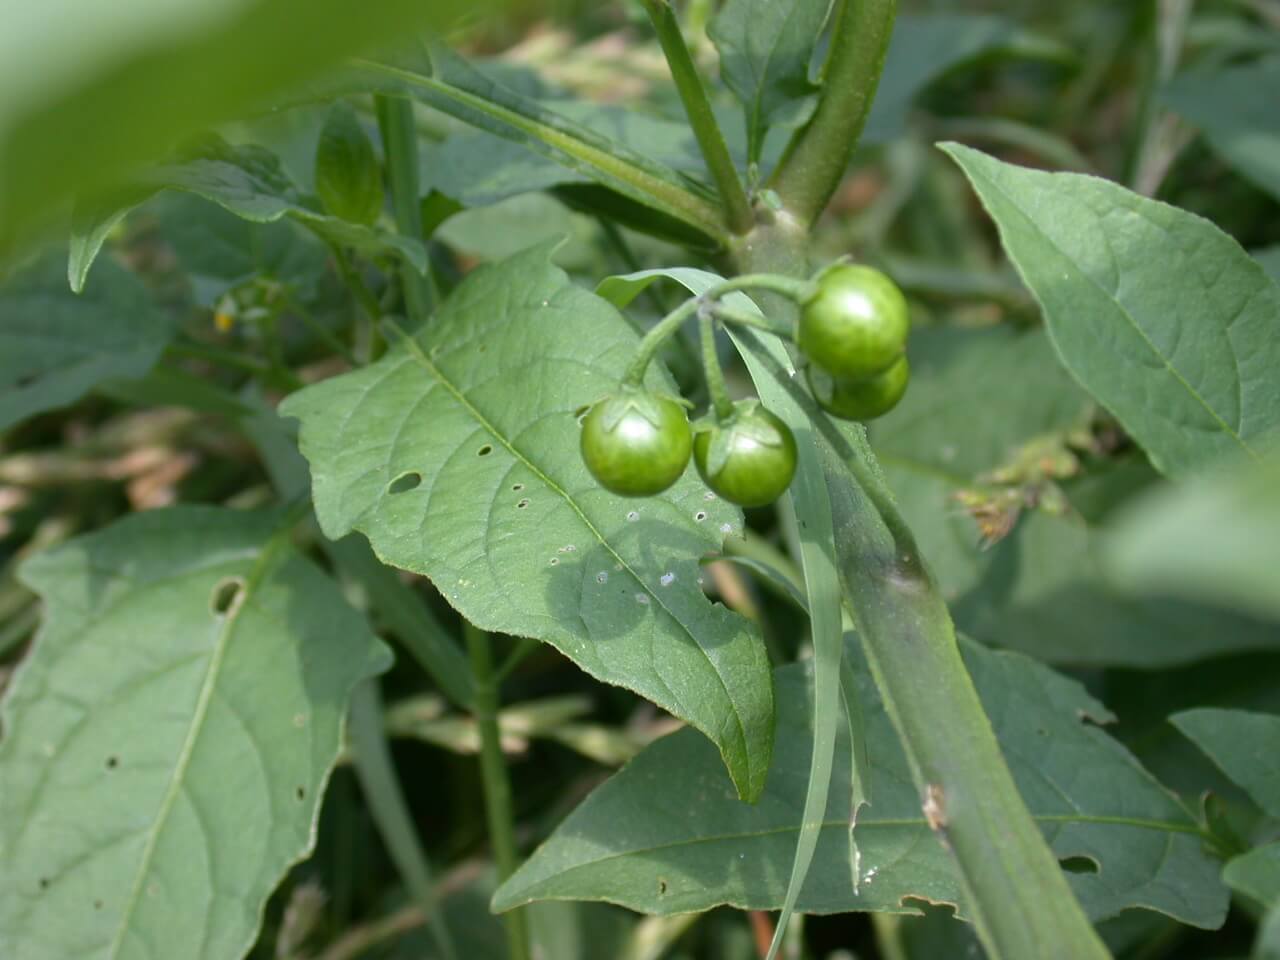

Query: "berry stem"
left=700, top=310, right=736, bottom=421
left=623, top=273, right=813, bottom=386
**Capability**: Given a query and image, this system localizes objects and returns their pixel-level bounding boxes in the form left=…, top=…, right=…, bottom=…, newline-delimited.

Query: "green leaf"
left=708, top=0, right=830, bottom=161
left=866, top=15, right=1074, bottom=144
left=358, top=48, right=728, bottom=245
left=72, top=136, right=426, bottom=293
left=868, top=326, right=1280, bottom=667
left=153, top=192, right=329, bottom=308
left=422, top=102, right=704, bottom=208
left=595, top=266, right=851, bottom=960
left=0, top=506, right=391, bottom=960
left=1172, top=709, right=1280, bottom=817
left=1106, top=455, right=1280, bottom=623
left=0, top=253, right=171, bottom=432
left=942, top=142, right=1280, bottom=478
left=280, top=243, right=774, bottom=801
left=493, top=635, right=1226, bottom=930
left=1224, top=843, right=1280, bottom=960
left=1256, top=246, right=1280, bottom=287
left=0, top=0, right=482, bottom=251
left=314, top=102, right=385, bottom=226
left=1163, top=58, right=1280, bottom=202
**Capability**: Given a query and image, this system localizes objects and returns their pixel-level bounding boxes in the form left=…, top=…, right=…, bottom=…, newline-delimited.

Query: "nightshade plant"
left=1, top=2, right=1279, bottom=959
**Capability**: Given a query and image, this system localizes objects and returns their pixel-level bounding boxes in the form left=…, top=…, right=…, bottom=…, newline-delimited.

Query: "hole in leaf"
left=573, top=404, right=590, bottom=420
left=1058, top=856, right=1099, bottom=875
left=477, top=444, right=493, bottom=457
left=38, top=878, right=49, bottom=890
left=295, top=786, right=306, bottom=801
left=105, top=755, right=119, bottom=770
left=517, top=498, right=530, bottom=509
left=694, top=511, right=707, bottom=522
left=210, top=577, right=245, bottom=617
left=388, top=472, right=422, bottom=495
left=657, top=878, right=668, bottom=895
left=512, top=483, right=524, bottom=492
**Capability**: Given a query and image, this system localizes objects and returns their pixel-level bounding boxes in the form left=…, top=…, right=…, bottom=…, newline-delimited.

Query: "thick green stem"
left=640, top=0, right=753, bottom=234
left=768, top=0, right=898, bottom=225
left=465, top=623, right=530, bottom=960
left=732, top=222, right=1111, bottom=960
left=624, top=273, right=812, bottom=385
left=699, top=312, right=735, bottom=420
left=375, top=94, right=437, bottom=324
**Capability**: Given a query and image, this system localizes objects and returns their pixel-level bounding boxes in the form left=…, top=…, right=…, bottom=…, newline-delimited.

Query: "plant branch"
left=465, top=622, right=530, bottom=960
left=699, top=311, right=735, bottom=420
left=730, top=220, right=1111, bottom=960
left=375, top=93, right=437, bottom=325
left=768, top=0, right=899, bottom=225
left=639, top=0, right=753, bottom=234
left=356, top=56, right=729, bottom=245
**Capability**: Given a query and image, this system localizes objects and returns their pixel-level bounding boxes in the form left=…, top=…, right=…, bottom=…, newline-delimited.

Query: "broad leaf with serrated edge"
left=943, top=142, right=1280, bottom=477
left=280, top=242, right=774, bottom=801
left=1, top=253, right=171, bottom=432
left=0, top=507, right=390, bottom=960
left=494, top=636, right=1226, bottom=930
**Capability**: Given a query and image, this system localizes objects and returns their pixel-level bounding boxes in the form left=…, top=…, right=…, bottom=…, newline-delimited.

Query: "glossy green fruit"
left=693, top=402, right=797, bottom=508
left=580, top=389, right=692, bottom=497
left=315, top=102, right=384, bottom=226
left=797, top=264, right=909, bottom=380
left=807, top=355, right=910, bottom=421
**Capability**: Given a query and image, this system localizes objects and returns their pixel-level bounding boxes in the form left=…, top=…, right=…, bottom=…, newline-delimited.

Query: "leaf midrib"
left=971, top=158, right=1258, bottom=463
left=105, top=533, right=288, bottom=959
left=387, top=330, right=758, bottom=793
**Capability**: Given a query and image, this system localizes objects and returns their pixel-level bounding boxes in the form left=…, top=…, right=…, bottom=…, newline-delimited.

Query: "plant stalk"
left=375, top=93, right=437, bottom=325
left=730, top=219, right=1112, bottom=960
left=768, top=0, right=899, bottom=225
left=465, top=622, right=530, bottom=960
left=699, top=311, right=735, bottom=420
left=639, top=0, right=753, bottom=234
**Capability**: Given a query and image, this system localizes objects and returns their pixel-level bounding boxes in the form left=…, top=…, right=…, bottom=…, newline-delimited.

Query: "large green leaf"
left=943, top=142, right=1280, bottom=478
left=1172, top=709, right=1280, bottom=817
left=493, top=635, right=1226, bottom=929
left=1163, top=58, right=1280, bottom=202
left=0, top=253, right=171, bottom=432
left=279, top=243, right=774, bottom=801
left=1106, top=455, right=1280, bottom=623
left=0, top=0, right=483, bottom=252
left=708, top=0, right=831, bottom=161
left=71, top=136, right=426, bottom=294
left=0, top=506, right=390, bottom=960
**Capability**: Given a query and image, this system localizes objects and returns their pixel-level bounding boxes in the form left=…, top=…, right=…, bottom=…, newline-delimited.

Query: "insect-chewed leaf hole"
left=512, top=483, right=525, bottom=492
left=388, top=472, right=422, bottom=495
left=477, top=444, right=493, bottom=457
left=1058, top=856, right=1099, bottom=875
left=295, top=786, right=306, bottom=801
left=573, top=404, right=590, bottom=421
left=105, top=755, right=119, bottom=770
left=210, top=577, right=246, bottom=617
left=517, top=498, right=530, bottom=509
